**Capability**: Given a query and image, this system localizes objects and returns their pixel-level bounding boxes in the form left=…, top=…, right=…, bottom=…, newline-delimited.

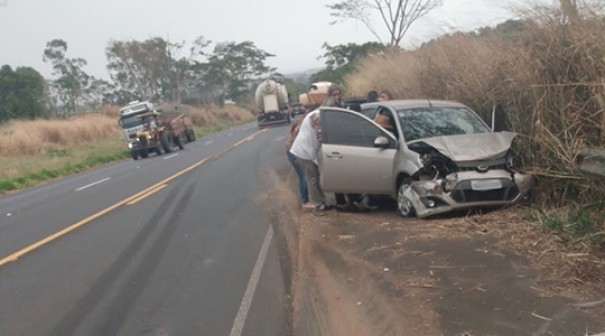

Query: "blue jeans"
left=287, top=151, right=309, bottom=203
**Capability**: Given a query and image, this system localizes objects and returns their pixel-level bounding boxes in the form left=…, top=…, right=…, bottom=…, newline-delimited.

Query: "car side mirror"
left=490, top=104, right=508, bottom=132
left=374, top=136, right=390, bottom=149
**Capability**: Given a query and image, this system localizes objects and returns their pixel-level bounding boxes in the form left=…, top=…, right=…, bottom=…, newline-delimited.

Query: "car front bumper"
left=402, top=170, right=534, bottom=218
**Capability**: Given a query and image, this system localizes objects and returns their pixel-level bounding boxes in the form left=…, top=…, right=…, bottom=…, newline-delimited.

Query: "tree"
left=168, top=36, right=212, bottom=104
left=0, top=65, right=48, bottom=122
left=310, top=42, right=386, bottom=84
left=204, top=41, right=275, bottom=103
left=105, top=36, right=210, bottom=103
left=106, top=37, right=172, bottom=102
left=43, top=39, right=96, bottom=114
left=327, top=0, right=443, bottom=47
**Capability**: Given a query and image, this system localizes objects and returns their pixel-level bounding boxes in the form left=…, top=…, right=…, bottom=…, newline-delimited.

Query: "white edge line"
left=228, top=226, right=274, bottom=336
left=162, top=153, right=179, bottom=160
left=204, top=140, right=214, bottom=145
left=75, top=177, right=111, bottom=191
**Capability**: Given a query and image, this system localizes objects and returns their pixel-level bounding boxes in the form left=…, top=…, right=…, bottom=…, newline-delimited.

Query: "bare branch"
left=328, top=0, right=385, bottom=44
left=328, top=0, right=443, bottom=46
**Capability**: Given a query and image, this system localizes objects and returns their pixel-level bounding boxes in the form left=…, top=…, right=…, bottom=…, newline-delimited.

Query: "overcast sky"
left=0, top=0, right=529, bottom=80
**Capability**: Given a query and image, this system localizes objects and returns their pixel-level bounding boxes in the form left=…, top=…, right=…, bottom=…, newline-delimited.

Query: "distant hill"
left=284, top=67, right=325, bottom=84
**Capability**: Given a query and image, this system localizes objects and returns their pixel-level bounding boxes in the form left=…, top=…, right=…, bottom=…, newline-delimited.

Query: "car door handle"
left=326, top=152, right=343, bottom=159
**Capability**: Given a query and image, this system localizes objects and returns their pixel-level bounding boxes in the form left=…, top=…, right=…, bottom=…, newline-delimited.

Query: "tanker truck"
left=255, top=79, right=290, bottom=127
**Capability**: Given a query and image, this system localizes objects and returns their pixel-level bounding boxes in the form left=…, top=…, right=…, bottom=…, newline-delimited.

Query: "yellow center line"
left=0, top=129, right=267, bottom=268
left=126, top=184, right=167, bottom=206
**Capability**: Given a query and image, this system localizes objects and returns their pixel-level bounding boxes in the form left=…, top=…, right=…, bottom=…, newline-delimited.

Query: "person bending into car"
left=290, top=108, right=327, bottom=212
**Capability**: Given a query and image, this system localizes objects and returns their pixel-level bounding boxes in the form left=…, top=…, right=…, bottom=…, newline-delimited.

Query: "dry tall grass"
left=346, top=5, right=605, bottom=207
left=0, top=114, right=122, bottom=157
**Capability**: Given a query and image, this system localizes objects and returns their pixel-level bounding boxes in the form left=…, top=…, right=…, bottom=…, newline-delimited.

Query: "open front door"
left=318, top=109, right=397, bottom=194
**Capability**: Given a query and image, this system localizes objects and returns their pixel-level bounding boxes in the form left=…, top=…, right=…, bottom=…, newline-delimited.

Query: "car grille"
left=454, top=158, right=507, bottom=172
left=456, top=163, right=507, bottom=172
left=451, top=179, right=519, bottom=203
left=128, top=133, right=137, bottom=139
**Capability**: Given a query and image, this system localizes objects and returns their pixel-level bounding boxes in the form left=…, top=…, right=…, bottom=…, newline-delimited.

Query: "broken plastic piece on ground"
left=573, top=298, right=605, bottom=309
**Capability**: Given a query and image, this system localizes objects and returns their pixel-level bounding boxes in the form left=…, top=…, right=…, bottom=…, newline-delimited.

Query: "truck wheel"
left=186, top=129, right=196, bottom=142
left=176, top=134, right=184, bottom=150
left=160, top=132, right=172, bottom=153
left=140, top=149, right=149, bottom=159
left=131, top=151, right=139, bottom=160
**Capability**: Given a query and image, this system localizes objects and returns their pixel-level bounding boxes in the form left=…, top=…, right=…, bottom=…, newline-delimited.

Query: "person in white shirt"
left=289, top=108, right=325, bottom=210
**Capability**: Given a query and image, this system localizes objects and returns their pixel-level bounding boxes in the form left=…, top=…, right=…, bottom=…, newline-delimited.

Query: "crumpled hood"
left=412, top=131, right=517, bottom=162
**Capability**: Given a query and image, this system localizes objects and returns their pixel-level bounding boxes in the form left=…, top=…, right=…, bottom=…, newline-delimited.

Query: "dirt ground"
left=260, top=155, right=605, bottom=336
left=289, top=205, right=605, bottom=336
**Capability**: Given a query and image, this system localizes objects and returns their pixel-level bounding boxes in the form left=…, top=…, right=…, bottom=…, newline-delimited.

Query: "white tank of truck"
left=255, top=79, right=290, bottom=126
left=254, top=79, right=289, bottom=112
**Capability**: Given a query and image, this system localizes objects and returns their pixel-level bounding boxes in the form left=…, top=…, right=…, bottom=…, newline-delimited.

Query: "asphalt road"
left=0, top=122, right=292, bottom=336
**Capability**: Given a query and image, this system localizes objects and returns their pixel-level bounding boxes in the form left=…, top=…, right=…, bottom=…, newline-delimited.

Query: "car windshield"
left=396, top=106, right=490, bottom=142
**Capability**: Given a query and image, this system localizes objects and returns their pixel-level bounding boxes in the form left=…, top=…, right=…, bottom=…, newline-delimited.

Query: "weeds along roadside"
left=0, top=104, right=255, bottom=195
left=345, top=6, right=605, bottom=249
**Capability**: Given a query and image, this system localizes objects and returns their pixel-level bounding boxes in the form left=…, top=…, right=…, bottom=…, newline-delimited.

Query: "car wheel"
left=397, top=182, right=416, bottom=217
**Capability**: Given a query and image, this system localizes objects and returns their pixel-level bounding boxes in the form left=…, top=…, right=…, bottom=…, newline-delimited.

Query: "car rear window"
left=396, top=106, right=490, bottom=142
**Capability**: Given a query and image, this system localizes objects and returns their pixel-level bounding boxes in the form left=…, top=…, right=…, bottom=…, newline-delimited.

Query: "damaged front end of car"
left=399, top=132, right=535, bottom=218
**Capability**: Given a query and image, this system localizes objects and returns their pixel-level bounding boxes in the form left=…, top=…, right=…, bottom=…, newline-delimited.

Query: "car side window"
left=323, top=110, right=392, bottom=148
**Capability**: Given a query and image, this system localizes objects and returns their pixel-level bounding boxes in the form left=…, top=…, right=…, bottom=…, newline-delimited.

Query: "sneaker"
left=302, top=203, right=315, bottom=211
left=315, top=203, right=333, bottom=211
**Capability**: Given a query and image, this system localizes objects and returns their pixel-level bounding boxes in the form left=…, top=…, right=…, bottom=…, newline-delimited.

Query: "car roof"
left=361, top=99, right=467, bottom=110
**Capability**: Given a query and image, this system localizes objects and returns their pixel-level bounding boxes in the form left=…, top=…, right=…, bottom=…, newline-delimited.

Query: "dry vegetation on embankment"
left=346, top=6, right=605, bottom=252
left=0, top=104, right=254, bottom=192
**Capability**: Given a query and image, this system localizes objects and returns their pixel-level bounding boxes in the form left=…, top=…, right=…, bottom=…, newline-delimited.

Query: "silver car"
left=317, top=100, right=534, bottom=218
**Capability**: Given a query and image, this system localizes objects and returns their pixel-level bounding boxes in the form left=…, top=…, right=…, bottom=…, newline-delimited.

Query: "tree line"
left=0, top=36, right=276, bottom=122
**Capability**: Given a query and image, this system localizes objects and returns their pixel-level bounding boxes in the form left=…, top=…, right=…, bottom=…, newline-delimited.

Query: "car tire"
left=397, top=181, right=416, bottom=217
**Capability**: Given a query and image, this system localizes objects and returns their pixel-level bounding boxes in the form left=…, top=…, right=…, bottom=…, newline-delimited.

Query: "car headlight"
left=128, top=142, right=133, bottom=149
